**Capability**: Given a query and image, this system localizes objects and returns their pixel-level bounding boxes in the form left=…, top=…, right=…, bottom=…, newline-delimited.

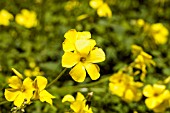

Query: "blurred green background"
left=0, top=0, right=170, bottom=113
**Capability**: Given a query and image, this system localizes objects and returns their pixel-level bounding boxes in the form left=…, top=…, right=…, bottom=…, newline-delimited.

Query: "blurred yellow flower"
left=32, top=76, right=55, bottom=105
left=130, top=45, right=155, bottom=80
left=4, top=75, right=34, bottom=107
left=89, top=0, right=112, bottom=18
left=0, top=9, right=13, bottom=26
left=143, top=84, right=170, bottom=112
left=64, top=0, right=80, bottom=11
left=62, top=92, right=93, bottom=113
left=150, top=23, right=169, bottom=45
left=109, top=71, right=143, bottom=102
left=62, top=29, right=105, bottom=82
left=24, top=62, right=43, bottom=77
left=15, top=9, right=38, bottom=28
left=136, top=19, right=145, bottom=27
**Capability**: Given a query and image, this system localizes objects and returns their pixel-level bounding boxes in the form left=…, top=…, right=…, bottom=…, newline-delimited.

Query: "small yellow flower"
left=15, top=9, right=38, bottom=28
left=143, top=84, right=170, bottom=112
left=136, top=19, right=145, bottom=27
left=109, top=71, right=143, bottom=102
left=0, top=9, right=13, bottom=26
left=4, top=75, right=34, bottom=107
left=32, top=76, right=55, bottom=105
left=89, top=0, right=112, bottom=18
left=150, top=23, right=169, bottom=45
left=62, top=92, right=93, bottom=113
left=62, top=29, right=105, bottom=82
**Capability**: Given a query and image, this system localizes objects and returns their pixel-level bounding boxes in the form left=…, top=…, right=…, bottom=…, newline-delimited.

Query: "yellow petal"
left=62, top=52, right=80, bottom=68
left=8, top=76, right=22, bottom=89
left=76, top=92, right=85, bottom=101
left=77, top=31, right=91, bottom=39
left=63, top=38, right=76, bottom=52
left=153, top=84, right=166, bottom=94
left=109, top=83, right=125, bottom=97
left=39, top=90, right=55, bottom=105
left=89, top=0, right=103, bottom=9
left=124, top=89, right=134, bottom=101
left=69, top=62, right=86, bottom=82
left=70, top=101, right=82, bottom=112
left=36, top=76, right=47, bottom=91
left=4, top=89, right=20, bottom=101
left=84, top=63, right=100, bottom=80
left=75, top=39, right=96, bottom=56
left=64, top=29, right=77, bottom=40
left=23, top=77, right=34, bottom=90
left=143, top=85, right=154, bottom=97
left=145, top=97, right=163, bottom=109
left=11, top=68, right=23, bottom=79
left=62, top=94, right=75, bottom=103
left=14, top=93, right=25, bottom=107
left=97, top=3, right=112, bottom=18
left=86, top=47, right=105, bottom=63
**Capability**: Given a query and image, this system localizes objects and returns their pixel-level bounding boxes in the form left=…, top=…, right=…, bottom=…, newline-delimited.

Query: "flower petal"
left=86, top=47, right=105, bottom=63
left=14, top=93, right=25, bottom=107
left=89, top=0, right=103, bottom=9
left=145, top=97, right=163, bottom=109
left=39, top=90, right=55, bottom=105
left=84, top=63, right=100, bottom=80
left=77, top=31, right=91, bottom=39
left=62, top=94, right=75, bottom=103
left=75, top=39, right=96, bottom=56
left=12, top=68, right=23, bottom=79
left=63, top=39, right=76, bottom=52
left=62, top=52, right=80, bottom=68
left=4, top=89, right=20, bottom=101
left=23, top=77, right=34, bottom=90
left=76, top=92, right=85, bottom=101
left=64, top=29, right=77, bottom=40
left=70, top=101, right=83, bottom=112
left=153, top=84, right=166, bottom=94
left=143, top=85, right=154, bottom=97
left=69, top=62, right=86, bottom=82
left=36, top=76, right=47, bottom=91
left=8, top=76, right=22, bottom=89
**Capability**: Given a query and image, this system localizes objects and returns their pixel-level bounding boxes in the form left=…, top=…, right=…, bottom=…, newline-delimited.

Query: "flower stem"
left=0, top=100, right=8, bottom=105
left=47, top=68, right=67, bottom=88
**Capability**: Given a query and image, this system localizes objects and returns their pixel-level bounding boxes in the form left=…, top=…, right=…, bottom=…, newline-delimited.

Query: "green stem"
left=47, top=68, right=67, bottom=88
left=0, top=100, right=8, bottom=105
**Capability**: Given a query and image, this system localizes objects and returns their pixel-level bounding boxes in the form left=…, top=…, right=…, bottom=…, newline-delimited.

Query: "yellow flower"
left=62, top=29, right=105, bottom=82
left=15, top=9, right=38, bottom=28
left=0, top=9, right=13, bottom=26
left=136, top=19, right=145, bottom=27
left=109, top=71, right=143, bottom=102
left=32, top=76, right=55, bottom=105
left=62, top=92, right=93, bottom=113
left=63, top=29, right=95, bottom=52
left=143, top=84, right=170, bottom=112
left=4, top=76, right=34, bottom=107
left=89, top=0, right=112, bottom=18
left=150, top=23, right=169, bottom=45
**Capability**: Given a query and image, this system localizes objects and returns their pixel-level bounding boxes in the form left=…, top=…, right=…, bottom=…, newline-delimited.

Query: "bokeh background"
left=0, top=0, right=170, bottom=113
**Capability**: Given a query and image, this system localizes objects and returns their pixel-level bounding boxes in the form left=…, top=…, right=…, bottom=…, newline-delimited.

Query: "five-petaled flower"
left=143, top=84, right=170, bottom=112
left=0, top=9, right=13, bottom=26
left=62, top=92, right=93, bottom=113
left=62, top=29, right=105, bottom=82
left=4, top=69, right=34, bottom=107
left=32, top=76, right=55, bottom=105
left=15, top=9, right=38, bottom=28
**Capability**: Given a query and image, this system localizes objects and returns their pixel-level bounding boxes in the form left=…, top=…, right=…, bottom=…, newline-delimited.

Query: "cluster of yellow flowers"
left=4, top=68, right=55, bottom=108
left=130, top=45, right=156, bottom=80
left=136, top=19, right=169, bottom=45
left=89, top=0, right=112, bottom=18
left=62, top=29, right=105, bottom=82
left=109, top=71, right=143, bottom=102
left=0, top=9, right=37, bottom=28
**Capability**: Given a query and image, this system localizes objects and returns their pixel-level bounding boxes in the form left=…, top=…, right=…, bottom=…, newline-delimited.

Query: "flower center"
left=21, top=86, right=26, bottom=92
left=80, top=57, right=86, bottom=62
